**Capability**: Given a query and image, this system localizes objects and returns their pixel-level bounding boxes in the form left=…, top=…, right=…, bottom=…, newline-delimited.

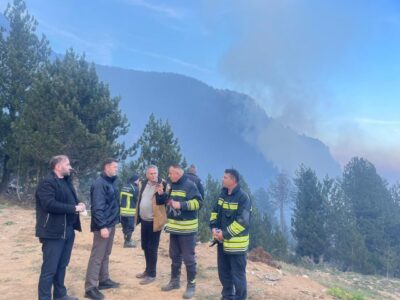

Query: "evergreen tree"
left=12, top=49, right=129, bottom=185
left=198, top=174, right=221, bottom=242
left=131, top=113, right=186, bottom=178
left=253, top=187, right=277, bottom=226
left=292, top=165, right=326, bottom=263
left=0, top=0, right=50, bottom=191
left=268, top=172, right=292, bottom=235
left=342, top=157, right=393, bottom=274
left=324, top=178, right=369, bottom=272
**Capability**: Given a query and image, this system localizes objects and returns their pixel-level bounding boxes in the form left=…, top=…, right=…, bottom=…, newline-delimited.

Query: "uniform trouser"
left=85, top=226, right=116, bottom=291
left=121, top=216, right=135, bottom=235
left=169, top=233, right=196, bottom=283
left=140, top=220, right=161, bottom=277
left=38, top=225, right=75, bottom=300
left=217, top=243, right=247, bottom=300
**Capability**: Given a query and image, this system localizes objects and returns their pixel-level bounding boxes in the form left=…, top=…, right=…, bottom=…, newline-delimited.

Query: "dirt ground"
left=0, top=203, right=332, bottom=300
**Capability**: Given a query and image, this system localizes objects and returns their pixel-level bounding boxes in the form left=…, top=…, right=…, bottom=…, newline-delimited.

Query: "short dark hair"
left=170, top=164, right=183, bottom=170
left=225, top=168, right=240, bottom=183
left=102, top=158, right=118, bottom=170
left=50, top=155, right=69, bottom=170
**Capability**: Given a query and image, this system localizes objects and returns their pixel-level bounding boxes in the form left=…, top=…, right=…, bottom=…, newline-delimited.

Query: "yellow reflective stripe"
left=171, top=190, right=186, bottom=197
left=166, top=218, right=198, bottom=233
left=218, top=198, right=223, bottom=205
left=227, top=221, right=245, bottom=236
left=120, top=208, right=136, bottom=216
left=187, top=199, right=200, bottom=210
left=210, top=212, right=218, bottom=221
left=222, top=202, right=238, bottom=210
left=223, top=235, right=249, bottom=252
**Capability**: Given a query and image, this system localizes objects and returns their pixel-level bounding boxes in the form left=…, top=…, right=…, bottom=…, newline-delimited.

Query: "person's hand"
left=215, top=229, right=224, bottom=241
left=212, top=228, right=218, bottom=239
left=100, top=228, right=110, bottom=239
left=156, top=183, right=164, bottom=195
left=169, top=199, right=181, bottom=209
left=75, top=203, right=85, bottom=212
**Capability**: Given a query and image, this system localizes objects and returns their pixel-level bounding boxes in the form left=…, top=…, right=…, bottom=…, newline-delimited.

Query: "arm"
left=91, top=181, right=108, bottom=229
left=222, top=193, right=251, bottom=240
left=180, top=182, right=202, bottom=211
left=37, top=179, right=76, bottom=214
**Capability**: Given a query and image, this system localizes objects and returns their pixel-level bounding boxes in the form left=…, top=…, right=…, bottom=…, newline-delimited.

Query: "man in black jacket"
left=84, top=158, right=120, bottom=300
left=186, top=164, right=204, bottom=200
left=36, top=155, right=86, bottom=300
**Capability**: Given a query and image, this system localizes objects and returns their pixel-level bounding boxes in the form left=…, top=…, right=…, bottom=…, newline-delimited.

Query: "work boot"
left=183, top=282, right=196, bottom=299
left=161, top=277, right=180, bottom=291
left=139, top=276, right=156, bottom=285
left=124, top=233, right=136, bottom=248
left=136, top=271, right=148, bottom=279
left=98, top=278, right=120, bottom=290
left=84, top=287, right=104, bottom=300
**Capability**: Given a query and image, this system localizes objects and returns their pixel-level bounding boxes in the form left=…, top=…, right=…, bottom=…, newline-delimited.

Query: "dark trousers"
left=38, top=226, right=75, bottom=300
left=85, top=226, right=116, bottom=290
left=217, top=244, right=247, bottom=300
left=140, top=220, right=161, bottom=277
left=169, top=233, right=196, bottom=283
left=121, top=216, right=135, bottom=235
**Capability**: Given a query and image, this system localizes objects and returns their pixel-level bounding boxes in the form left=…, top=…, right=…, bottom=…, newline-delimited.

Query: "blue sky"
left=1, top=0, right=400, bottom=180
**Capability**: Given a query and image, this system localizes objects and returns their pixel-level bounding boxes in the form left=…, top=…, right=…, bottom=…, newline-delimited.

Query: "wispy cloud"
left=37, top=18, right=115, bottom=65
left=121, top=0, right=183, bottom=19
left=126, top=47, right=212, bottom=74
left=355, top=118, right=400, bottom=126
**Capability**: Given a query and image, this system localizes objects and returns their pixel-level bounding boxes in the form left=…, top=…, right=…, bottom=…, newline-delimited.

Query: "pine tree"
left=342, top=157, right=393, bottom=274
left=0, top=0, right=50, bottom=191
left=268, top=172, right=292, bottom=236
left=292, top=165, right=326, bottom=263
left=12, top=49, right=130, bottom=187
left=131, top=113, right=186, bottom=178
left=198, top=174, right=221, bottom=242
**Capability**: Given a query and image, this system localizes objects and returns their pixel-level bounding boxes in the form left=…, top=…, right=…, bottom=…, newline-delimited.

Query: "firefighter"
left=210, top=169, right=251, bottom=300
left=119, top=174, right=139, bottom=248
left=156, top=164, right=203, bottom=299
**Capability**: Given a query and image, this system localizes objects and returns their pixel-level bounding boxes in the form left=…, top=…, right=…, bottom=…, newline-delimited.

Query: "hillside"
left=0, top=201, right=335, bottom=300
left=95, top=65, right=341, bottom=188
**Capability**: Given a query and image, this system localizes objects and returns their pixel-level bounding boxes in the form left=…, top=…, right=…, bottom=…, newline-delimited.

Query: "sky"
left=1, top=0, right=400, bottom=181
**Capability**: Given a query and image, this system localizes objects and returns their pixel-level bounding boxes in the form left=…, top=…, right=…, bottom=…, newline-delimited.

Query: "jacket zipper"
left=44, top=213, right=50, bottom=227
left=63, top=214, right=66, bottom=239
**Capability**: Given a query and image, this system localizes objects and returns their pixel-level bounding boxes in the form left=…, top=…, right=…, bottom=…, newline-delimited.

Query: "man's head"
left=50, top=155, right=71, bottom=178
left=168, top=164, right=184, bottom=183
left=223, top=168, right=240, bottom=190
left=146, top=165, right=158, bottom=183
left=188, top=164, right=197, bottom=175
left=130, top=173, right=140, bottom=184
left=102, top=158, right=118, bottom=177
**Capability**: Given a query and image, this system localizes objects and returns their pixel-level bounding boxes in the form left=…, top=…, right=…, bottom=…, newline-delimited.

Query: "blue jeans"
left=38, top=226, right=75, bottom=300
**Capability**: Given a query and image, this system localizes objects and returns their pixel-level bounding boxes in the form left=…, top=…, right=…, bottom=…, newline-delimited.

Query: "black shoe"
left=183, top=283, right=196, bottom=299
left=84, top=288, right=104, bottom=300
left=54, top=296, right=79, bottom=300
left=98, top=278, right=120, bottom=290
left=161, top=278, right=180, bottom=291
left=139, top=276, right=156, bottom=285
left=136, top=271, right=148, bottom=279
